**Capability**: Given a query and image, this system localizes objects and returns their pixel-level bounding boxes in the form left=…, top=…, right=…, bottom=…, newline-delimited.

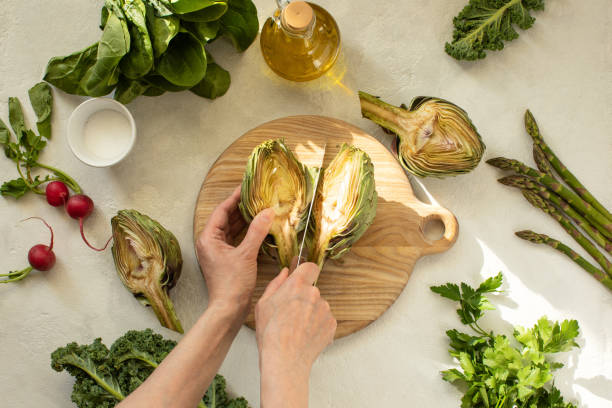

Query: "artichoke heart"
left=308, top=144, right=377, bottom=269
left=111, top=209, right=184, bottom=333
left=239, top=139, right=315, bottom=269
left=359, top=91, right=485, bottom=178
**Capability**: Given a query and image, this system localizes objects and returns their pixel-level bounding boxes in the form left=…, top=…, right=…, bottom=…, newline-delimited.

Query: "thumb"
left=260, top=268, right=289, bottom=301
left=240, top=208, right=275, bottom=256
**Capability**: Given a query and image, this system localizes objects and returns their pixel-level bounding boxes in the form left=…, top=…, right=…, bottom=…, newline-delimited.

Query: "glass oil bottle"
left=260, top=0, right=341, bottom=82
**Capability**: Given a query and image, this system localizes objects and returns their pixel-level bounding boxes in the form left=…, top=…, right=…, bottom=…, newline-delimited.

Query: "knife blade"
left=296, top=143, right=326, bottom=268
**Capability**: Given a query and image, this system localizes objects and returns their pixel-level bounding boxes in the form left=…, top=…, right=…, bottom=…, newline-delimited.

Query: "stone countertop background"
left=1, top=0, right=611, bottom=406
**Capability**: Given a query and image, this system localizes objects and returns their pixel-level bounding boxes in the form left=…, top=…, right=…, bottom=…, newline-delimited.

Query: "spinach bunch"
left=44, top=0, right=258, bottom=104
left=0, top=82, right=81, bottom=199
left=51, top=329, right=249, bottom=408
left=431, top=273, right=579, bottom=408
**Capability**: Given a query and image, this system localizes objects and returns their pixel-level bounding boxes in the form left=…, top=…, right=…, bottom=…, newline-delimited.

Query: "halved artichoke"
left=359, top=91, right=485, bottom=178
left=308, top=144, right=377, bottom=269
left=111, top=209, right=184, bottom=333
left=239, top=139, right=315, bottom=269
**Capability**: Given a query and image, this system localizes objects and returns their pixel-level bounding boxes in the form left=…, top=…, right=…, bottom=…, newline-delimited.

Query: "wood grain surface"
left=193, top=116, right=458, bottom=339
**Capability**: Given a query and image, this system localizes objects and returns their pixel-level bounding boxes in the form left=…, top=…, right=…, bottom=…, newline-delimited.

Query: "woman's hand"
left=196, top=186, right=274, bottom=314
left=255, top=263, right=337, bottom=408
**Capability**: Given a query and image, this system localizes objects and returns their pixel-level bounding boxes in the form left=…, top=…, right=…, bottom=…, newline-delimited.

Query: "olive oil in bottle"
left=260, top=1, right=341, bottom=82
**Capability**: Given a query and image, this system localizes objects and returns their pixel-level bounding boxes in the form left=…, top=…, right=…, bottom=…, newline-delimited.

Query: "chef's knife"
left=296, top=143, right=326, bottom=268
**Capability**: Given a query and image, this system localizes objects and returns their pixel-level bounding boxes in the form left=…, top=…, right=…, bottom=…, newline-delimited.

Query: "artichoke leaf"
left=111, top=209, right=183, bottom=333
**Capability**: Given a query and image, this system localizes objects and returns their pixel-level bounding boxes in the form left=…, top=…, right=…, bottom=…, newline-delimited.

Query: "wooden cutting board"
left=193, top=115, right=458, bottom=339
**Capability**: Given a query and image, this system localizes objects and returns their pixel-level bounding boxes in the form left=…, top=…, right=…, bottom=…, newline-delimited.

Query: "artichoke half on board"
left=111, top=210, right=184, bottom=333
left=239, top=139, right=316, bottom=269
left=359, top=91, right=485, bottom=178
left=308, top=144, right=377, bottom=269
left=239, top=140, right=377, bottom=272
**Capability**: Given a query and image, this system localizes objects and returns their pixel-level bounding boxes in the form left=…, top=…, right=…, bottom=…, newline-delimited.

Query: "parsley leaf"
left=445, top=0, right=546, bottom=61
left=431, top=273, right=579, bottom=407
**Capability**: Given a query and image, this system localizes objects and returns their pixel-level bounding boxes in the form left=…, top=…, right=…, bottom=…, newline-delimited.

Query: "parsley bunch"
left=0, top=82, right=81, bottom=199
left=431, top=273, right=579, bottom=408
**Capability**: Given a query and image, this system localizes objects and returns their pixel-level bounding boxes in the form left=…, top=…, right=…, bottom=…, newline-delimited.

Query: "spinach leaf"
left=44, top=43, right=99, bottom=95
left=157, top=32, right=207, bottom=87
left=219, top=0, right=258, bottom=52
left=144, top=75, right=191, bottom=92
left=180, top=2, right=228, bottom=22
left=147, top=0, right=174, bottom=17
left=120, top=0, right=154, bottom=79
left=190, top=62, right=230, bottom=99
left=81, top=9, right=130, bottom=96
left=115, top=77, right=151, bottom=104
left=145, top=5, right=180, bottom=57
left=27, top=82, right=53, bottom=139
left=183, top=20, right=220, bottom=42
left=165, top=0, right=223, bottom=14
left=101, top=6, right=110, bottom=29
left=142, top=85, right=166, bottom=96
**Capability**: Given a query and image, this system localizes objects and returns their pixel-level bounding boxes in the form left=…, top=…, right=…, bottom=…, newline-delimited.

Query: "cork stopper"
left=281, top=1, right=314, bottom=33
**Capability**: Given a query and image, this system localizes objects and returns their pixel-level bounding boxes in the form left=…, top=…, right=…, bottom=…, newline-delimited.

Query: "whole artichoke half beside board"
left=239, top=139, right=377, bottom=272
left=111, top=209, right=184, bottom=333
left=359, top=91, right=485, bottom=178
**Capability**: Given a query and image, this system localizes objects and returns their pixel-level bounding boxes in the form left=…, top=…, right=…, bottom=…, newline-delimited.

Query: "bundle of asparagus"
left=488, top=111, right=612, bottom=292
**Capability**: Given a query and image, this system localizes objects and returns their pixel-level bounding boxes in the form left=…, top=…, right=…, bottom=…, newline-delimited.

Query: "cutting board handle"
left=418, top=205, right=459, bottom=255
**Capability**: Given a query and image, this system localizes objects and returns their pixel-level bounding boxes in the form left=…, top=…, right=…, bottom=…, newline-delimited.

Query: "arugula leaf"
left=28, top=82, right=53, bottom=139
left=445, top=0, right=546, bottom=61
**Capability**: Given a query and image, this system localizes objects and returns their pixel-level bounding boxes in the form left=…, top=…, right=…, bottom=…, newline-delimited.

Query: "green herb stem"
left=35, top=162, right=82, bottom=193
left=0, top=267, right=33, bottom=283
left=16, top=162, right=44, bottom=195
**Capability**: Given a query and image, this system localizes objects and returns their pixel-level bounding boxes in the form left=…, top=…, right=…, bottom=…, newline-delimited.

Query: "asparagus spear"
left=533, top=144, right=553, bottom=175
left=516, top=230, right=612, bottom=292
left=525, top=110, right=612, bottom=223
left=499, top=175, right=612, bottom=250
left=521, top=190, right=612, bottom=276
left=487, top=157, right=612, bottom=233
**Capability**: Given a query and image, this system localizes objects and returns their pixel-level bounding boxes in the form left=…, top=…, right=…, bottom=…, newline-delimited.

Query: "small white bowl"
left=67, top=98, right=137, bottom=167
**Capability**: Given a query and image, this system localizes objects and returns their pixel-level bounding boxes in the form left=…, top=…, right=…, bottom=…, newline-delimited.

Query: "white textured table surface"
left=1, top=1, right=611, bottom=407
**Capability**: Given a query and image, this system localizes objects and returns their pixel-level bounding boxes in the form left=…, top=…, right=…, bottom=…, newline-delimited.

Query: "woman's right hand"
left=255, top=263, right=337, bottom=407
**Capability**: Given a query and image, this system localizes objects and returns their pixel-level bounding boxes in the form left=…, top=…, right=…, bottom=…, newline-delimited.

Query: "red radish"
left=1, top=217, right=56, bottom=284
left=26, top=217, right=56, bottom=271
left=46, top=181, right=70, bottom=207
left=66, top=194, right=112, bottom=252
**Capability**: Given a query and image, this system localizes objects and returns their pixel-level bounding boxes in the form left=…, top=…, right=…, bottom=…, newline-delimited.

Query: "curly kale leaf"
left=51, top=329, right=250, bottom=408
left=445, top=0, right=546, bottom=61
left=51, top=338, right=126, bottom=407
